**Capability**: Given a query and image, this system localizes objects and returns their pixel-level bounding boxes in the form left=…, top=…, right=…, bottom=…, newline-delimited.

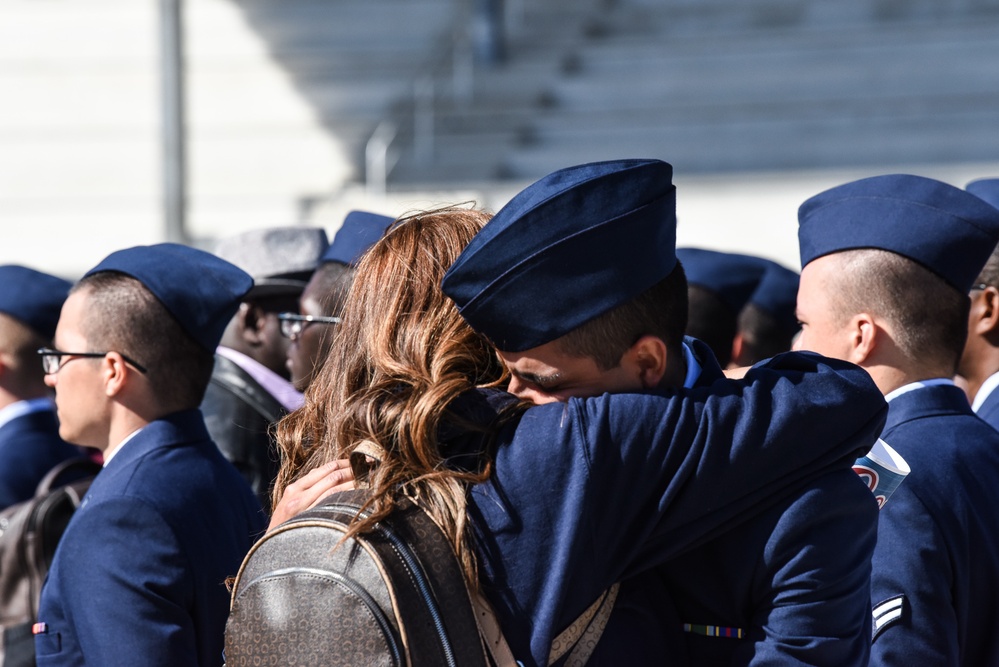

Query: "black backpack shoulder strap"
left=374, top=494, right=491, bottom=666
left=35, top=457, right=102, bottom=497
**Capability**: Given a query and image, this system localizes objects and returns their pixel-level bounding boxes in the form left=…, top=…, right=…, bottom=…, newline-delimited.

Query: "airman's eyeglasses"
left=277, top=313, right=342, bottom=339
left=37, top=348, right=148, bottom=375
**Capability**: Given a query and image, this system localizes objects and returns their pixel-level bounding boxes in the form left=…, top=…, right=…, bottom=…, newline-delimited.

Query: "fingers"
left=267, top=459, right=356, bottom=530
left=304, top=460, right=356, bottom=511
left=295, top=458, right=349, bottom=487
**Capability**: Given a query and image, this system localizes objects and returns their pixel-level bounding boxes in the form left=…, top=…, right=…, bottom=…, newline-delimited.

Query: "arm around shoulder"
left=752, top=469, right=879, bottom=666
left=579, top=350, right=887, bottom=568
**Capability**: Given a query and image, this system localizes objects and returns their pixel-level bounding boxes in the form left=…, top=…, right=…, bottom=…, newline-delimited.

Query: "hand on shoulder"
left=268, top=459, right=355, bottom=530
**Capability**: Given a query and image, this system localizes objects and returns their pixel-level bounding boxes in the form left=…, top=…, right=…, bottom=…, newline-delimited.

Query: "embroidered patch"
left=682, top=623, right=744, bottom=639
left=872, top=595, right=906, bottom=641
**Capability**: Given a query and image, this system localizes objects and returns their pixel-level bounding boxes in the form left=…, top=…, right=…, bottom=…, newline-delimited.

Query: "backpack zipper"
left=321, top=502, right=459, bottom=667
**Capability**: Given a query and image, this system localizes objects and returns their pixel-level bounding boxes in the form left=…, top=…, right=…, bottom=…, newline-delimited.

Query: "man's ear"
left=847, top=312, right=880, bottom=366
left=237, top=302, right=268, bottom=346
left=102, top=352, right=131, bottom=397
left=625, top=335, right=669, bottom=389
left=729, top=332, right=746, bottom=369
left=973, top=287, right=999, bottom=338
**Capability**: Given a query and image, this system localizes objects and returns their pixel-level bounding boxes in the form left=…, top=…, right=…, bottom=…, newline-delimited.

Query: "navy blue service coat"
left=975, top=385, right=999, bottom=432
left=0, top=406, right=79, bottom=510
left=650, top=342, right=879, bottom=666
left=461, top=351, right=887, bottom=667
left=662, top=469, right=877, bottom=665
left=34, top=410, right=266, bottom=667
left=870, top=384, right=999, bottom=666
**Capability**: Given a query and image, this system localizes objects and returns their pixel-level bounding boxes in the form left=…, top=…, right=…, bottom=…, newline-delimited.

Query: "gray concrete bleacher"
left=234, top=0, right=456, bottom=156
left=384, top=0, right=999, bottom=186
left=4, top=0, right=999, bottom=273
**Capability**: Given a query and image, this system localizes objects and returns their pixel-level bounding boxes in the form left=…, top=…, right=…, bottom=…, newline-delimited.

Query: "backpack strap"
left=473, top=582, right=621, bottom=667
left=349, top=439, right=387, bottom=489
left=348, top=443, right=619, bottom=666
left=35, top=456, right=102, bottom=496
left=472, top=592, right=519, bottom=667
left=557, top=583, right=620, bottom=667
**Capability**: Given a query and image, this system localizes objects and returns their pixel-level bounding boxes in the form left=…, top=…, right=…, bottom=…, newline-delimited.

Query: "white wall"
left=0, top=0, right=351, bottom=278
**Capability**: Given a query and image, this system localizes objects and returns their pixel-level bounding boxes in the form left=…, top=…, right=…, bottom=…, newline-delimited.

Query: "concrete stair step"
left=573, top=18, right=999, bottom=62
left=500, top=106, right=999, bottom=177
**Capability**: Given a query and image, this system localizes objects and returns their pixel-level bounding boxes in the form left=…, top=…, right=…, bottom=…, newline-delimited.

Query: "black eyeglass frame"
left=37, top=347, right=148, bottom=375
left=277, top=312, right=342, bottom=339
left=971, top=284, right=992, bottom=292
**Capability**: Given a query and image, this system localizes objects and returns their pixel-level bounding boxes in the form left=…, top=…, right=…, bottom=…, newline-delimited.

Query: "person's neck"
left=103, top=413, right=149, bottom=456
left=0, top=392, right=18, bottom=412
left=0, top=384, right=49, bottom=411
left=962, top=349, right=999, bottom=404
left=102, top=395, right=186, bottom=455
left=659, top=349, right=688, bottom=389
left=868, top=363, right=952, bottom=397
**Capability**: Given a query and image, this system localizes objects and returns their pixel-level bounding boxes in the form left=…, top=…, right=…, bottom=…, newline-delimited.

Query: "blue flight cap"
left=83, top=243, right=254, bottom=352
left=798, top=174, right=999, bottom=293
left=442, top=158, right=677, bottom=352
left=749, top=262, right=800, bottom=330
left=0, top=265, right=72, bottom=340
left=967, top=178, right=999, bottom=211
left=676, top=248, right=767, bottom=313
left=322, top=210, right=394, bottom=266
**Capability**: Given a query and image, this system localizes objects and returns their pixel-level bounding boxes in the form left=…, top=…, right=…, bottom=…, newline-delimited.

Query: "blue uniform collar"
left=883, top=382, right=972, bottom=434
left=0, top=397, right=54, bottom=431
left=101, top=409, right=212, bottom=472
left=681, top=341, right=701, bottom=389
left=683, top=336, right=724, bottom=388
left=884, top=378, right=955, bottom=403
left=103, top=426, right=145, bottom=466
left=972, top=370, right=999, bottom=413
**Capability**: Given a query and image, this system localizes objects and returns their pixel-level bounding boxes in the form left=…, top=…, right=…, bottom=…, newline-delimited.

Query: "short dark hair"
left=833, top=249, right=969, bottom=373
left=976, top=242, right=999, bottom=288
left=557, top=263, right=688, bottom=370
left=307, top=261, right=355, bottom=316
left=737, top=303, right=799, bottom=364
left=0, top=313, right=48, bottom=391
left=73, top=272, right=215, bottom=409
left=685, top=284, right=737, bottom=367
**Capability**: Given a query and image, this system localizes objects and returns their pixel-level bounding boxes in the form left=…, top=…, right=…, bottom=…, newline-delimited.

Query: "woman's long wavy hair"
left=273, top=205, right=510, bottom=589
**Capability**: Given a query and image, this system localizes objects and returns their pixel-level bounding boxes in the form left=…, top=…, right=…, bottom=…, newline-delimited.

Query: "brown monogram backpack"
left=224, top=489, right=492, bottom=666
left=0, top=457, right=101, bottom=667
left=224, top=489, right=618, bottom=667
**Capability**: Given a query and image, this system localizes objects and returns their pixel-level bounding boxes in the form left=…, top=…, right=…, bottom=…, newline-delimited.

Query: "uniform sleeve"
left=748, top=471, right=878, bottom=666
left=0, top=465, right=30, bottom=509
left=39, top=498, right=199, bottom=667
left=0, top=441, right=45, bottom=509
left=869, top=484, right=958, bottom=666
left=471, top=351, right=886, bottom=665
left=580, top=351, right=888, bottom=577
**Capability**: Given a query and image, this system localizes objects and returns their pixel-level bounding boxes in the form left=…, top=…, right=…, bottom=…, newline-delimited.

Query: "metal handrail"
left=363, top=0, right=479, bottom=194
left=365, top=120, right=400, bottom=196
